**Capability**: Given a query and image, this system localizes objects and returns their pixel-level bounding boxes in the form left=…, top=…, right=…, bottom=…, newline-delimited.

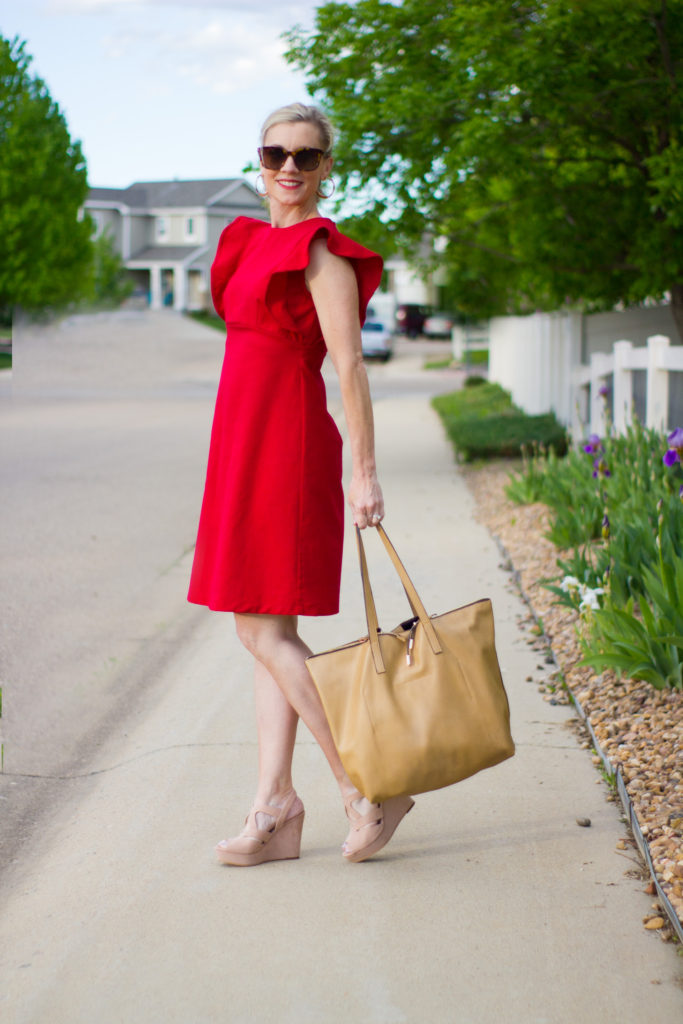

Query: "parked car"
left=423, top=312, right=456, bottom=339
left=361, top=318, right=393, bottom=361
left=395, top=304, right=429, bottom=338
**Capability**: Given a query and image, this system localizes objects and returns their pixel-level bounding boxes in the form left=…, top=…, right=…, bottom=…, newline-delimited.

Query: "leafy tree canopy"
left=0, top=36, right=93, bottom=316
left=286, top=1, right=683, bottom=333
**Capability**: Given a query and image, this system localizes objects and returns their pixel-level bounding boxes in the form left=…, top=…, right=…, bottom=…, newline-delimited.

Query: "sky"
left=2, top=0, right=322, bottom=188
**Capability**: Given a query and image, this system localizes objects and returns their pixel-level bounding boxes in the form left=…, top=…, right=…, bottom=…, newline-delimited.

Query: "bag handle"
left=355, top=523, right=442, bottom=674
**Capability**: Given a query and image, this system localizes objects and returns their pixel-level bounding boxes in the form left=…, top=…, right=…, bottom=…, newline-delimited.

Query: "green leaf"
left=285, top=1, right=683, bottom=323
left=0, top=34, right=93, bottom=314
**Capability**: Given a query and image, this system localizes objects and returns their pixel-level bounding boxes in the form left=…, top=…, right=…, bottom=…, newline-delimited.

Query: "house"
left=84, top=179, right=267, bottom=312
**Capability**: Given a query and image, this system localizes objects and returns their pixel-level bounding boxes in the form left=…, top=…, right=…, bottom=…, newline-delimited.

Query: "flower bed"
left=463, top=461, right=683, bottom=940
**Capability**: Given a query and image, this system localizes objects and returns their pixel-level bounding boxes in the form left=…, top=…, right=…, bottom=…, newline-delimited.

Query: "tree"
left=91, top=230, right=134, bottom=308
left=0, top=36, right=93, bottom=317
left=286, top=1, right=683, bottom=335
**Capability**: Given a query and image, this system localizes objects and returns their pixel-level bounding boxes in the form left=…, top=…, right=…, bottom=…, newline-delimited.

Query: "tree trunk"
left=670, top=283, right=683, bottom=343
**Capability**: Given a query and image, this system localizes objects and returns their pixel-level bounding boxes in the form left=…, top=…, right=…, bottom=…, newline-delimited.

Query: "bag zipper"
left=406, top=622, right=418, bottom=666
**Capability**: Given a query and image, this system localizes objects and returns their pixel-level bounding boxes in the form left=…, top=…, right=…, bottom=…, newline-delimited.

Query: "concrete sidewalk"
left=1, top=390, right=681, bottom=1023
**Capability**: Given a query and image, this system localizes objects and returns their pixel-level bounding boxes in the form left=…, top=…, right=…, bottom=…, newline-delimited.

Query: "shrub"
left=432, top=381, right=514, bottom=421
left=432, top=384, right=568, bottom=461
left=444, top=413, right=568, bottom=461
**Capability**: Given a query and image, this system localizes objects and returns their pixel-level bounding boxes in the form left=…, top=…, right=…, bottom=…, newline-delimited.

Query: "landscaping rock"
left=464, top=460, right=683, bottom=933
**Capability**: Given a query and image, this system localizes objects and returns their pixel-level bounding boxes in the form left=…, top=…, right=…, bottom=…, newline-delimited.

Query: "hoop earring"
left=316, top=178, right=336, bottom=199
left=255, top=174, right=267, bottom=197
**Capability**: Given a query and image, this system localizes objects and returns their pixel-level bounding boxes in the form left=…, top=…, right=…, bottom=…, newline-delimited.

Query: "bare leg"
left=254, top=659, right=298, bottom=796
left=234, top=613, right=357, bottom=798
left=251, top=660, right=303, bottom=828
left=225, top=612, right=410, bottom=861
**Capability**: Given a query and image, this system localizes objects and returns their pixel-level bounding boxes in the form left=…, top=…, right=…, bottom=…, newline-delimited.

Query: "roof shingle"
left=88, top=179, right=248, bottom=209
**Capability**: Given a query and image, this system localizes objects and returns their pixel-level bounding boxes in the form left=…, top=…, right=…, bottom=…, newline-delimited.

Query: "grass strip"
left=186, top=311, right=225, bottom=332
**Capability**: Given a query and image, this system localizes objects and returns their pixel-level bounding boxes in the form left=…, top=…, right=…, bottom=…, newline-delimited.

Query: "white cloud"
left=100, top=13, right=298, bottom=94
left=43, top=0, right=317, bottom=93
left=173, top=19, right=289, bottom=93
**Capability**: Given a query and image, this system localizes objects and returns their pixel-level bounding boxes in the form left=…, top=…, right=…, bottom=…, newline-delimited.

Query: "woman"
left=188, top=103, right=414, bottom=865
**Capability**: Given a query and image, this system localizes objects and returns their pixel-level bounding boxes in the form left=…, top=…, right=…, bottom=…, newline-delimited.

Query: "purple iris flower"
left=583, top=433, right=602, bottom=454
left=663, top=426, right=683, bottom=466
left=598, top=384, right=610, bottom=398
left=592, top=457, right=611, bottom=478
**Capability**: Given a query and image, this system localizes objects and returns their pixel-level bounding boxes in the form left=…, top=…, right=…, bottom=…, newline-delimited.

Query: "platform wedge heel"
left=216, top=792, right=304, bottom=867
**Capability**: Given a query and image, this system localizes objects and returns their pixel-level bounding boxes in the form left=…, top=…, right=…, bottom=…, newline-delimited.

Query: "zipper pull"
left=406, top=625, right=417, bottom=666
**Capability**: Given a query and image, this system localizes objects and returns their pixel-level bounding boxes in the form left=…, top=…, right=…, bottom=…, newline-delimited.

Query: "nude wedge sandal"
left=342, top=791, right=415, bottom=863
left=216, top=791, right=304, bottom=866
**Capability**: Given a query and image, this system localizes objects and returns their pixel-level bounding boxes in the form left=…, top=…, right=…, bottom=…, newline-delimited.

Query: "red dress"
left=187, top=216, right=383, bottom=615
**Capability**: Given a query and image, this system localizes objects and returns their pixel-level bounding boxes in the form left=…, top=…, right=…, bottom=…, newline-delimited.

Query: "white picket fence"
left=486, top=311, right=683, bottom=441
left=574, top=334, right=683, bottom=438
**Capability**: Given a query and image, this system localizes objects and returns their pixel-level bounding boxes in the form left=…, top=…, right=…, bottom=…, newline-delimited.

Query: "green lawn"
left=459, top=348, right=489, bottom=366
left=424, top=357, right=453, bottom=370
left=186, top=311, right=225, bottom=332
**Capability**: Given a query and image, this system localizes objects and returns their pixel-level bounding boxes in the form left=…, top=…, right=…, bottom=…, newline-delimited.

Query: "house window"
left=156, top=216, right=169, bottom=241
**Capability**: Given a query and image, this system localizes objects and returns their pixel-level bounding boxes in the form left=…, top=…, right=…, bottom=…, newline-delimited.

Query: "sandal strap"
left=344, top=791, right=382, bottom=832
left=243, top=791, right=299, bottom=844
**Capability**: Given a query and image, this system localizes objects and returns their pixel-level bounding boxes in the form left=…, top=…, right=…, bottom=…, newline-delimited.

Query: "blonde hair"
left=260, top=103, right=334, bottom=155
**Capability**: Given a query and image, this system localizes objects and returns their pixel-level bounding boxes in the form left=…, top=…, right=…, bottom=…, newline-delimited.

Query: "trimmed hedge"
left=433, top=381, right=514, bottom=420
left=432, top=383, right=568, bottom=461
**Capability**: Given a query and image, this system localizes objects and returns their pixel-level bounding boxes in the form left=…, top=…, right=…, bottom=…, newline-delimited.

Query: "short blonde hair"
left=260, top=103, right=334, bottom=155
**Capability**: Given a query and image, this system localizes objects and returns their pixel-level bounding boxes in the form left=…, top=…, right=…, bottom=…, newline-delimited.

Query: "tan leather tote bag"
left=305, top=524, right=515, bottom=802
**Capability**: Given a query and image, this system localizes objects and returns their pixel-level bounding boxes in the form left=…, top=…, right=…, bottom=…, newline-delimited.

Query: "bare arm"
left=305, top=237, right=384, bottom=529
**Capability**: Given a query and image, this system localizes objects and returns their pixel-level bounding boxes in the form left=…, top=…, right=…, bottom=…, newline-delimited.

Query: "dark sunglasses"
left=258, top=146, right=326, bottom=172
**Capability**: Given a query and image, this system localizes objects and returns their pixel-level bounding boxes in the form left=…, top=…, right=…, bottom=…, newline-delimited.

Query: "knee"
left=234, top=614, right=262, bottom=658
left=234, top=613, right=297, bottom=663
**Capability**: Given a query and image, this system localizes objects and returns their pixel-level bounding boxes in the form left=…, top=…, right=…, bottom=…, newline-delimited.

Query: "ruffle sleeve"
left=268, top=218, right=383, bottom=325
left=210, top=217, right=254, bottom=320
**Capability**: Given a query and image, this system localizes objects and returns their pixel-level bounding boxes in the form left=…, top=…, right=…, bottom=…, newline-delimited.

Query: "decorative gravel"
left=463, top=461, right=683, bottom=941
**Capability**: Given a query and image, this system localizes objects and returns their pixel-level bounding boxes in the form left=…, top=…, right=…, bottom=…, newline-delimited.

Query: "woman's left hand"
left=350, top=472, right=385, bottom=529
left=306, top=239, right=385, bottom=531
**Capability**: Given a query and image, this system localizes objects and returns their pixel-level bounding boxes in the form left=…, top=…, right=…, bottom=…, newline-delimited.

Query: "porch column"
left=150, top=265, right=163, bottom=310
left=173, top=265, right=187, bottom=311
